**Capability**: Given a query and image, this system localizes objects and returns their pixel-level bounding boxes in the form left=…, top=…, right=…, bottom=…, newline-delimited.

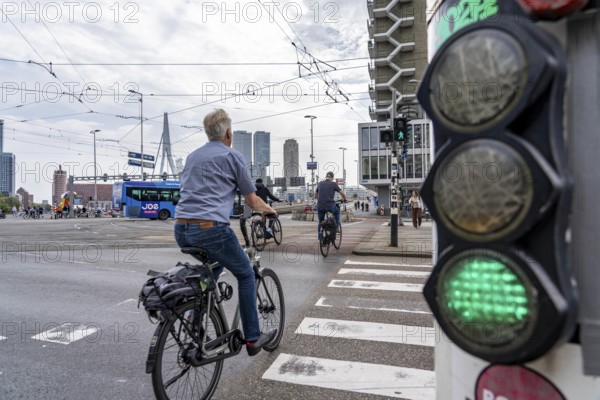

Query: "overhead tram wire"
left=258, top=1, right=369, bottom=119
left=2, top=7, right=96, bottom=113
left=25, top=0, right=89, bottom=86
left=0, top=57, right=370, bottom=67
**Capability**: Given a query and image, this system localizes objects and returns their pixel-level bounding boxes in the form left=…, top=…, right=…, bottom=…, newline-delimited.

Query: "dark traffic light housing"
left=380, top=127, right=393, bottom=144
left=418, top=16, right=577, bottom=364
left=393, top=117, right=408, bottom=141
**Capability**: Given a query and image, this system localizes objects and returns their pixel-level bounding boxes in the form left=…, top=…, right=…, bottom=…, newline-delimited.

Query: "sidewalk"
left=352, top=213, right=434, bottom=260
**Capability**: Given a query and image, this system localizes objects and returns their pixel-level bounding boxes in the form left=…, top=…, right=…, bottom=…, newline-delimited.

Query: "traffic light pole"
left=390, top=91, right=398, bottom=247
left=568, top=13, right=600, bottom=376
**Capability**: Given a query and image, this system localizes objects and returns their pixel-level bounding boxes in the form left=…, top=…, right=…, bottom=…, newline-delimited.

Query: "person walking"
left=174, top=108, right=277, bottom=356
left=409, top=190, right=423, bottom=228
left=315, top=171, right=348, bottom=240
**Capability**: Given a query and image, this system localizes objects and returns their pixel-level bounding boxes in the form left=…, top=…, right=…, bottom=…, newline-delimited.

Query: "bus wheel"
left=158, top=210, right=170, bottom=220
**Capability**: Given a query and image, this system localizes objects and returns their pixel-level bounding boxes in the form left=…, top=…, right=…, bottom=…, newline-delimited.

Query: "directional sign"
left=128, top=159, right=155, bottom=169
left=290, top=176, right=305, bottom=186
left=128, top=151, right=155, bottom=161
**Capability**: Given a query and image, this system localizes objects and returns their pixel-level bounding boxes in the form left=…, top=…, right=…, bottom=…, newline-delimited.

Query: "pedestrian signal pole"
left=390, top=91, right=398, bottom=247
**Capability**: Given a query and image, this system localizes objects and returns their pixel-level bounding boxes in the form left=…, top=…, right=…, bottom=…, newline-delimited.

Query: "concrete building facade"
left=362, top=0, right=432, bottom=208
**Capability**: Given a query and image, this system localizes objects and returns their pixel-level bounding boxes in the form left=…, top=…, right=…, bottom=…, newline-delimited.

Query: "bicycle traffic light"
left=393, top=117, right=408, bottom=141
left=418, top=16, right=577, bottom=364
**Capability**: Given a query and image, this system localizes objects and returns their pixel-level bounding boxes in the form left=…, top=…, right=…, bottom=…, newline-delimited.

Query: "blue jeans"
left=174, top=222, right=260, bottom=341
left=317, top=205, right=340, bottom=238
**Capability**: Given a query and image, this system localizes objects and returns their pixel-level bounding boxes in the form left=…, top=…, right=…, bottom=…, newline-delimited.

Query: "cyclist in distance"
left=255, top=178, right=280, bottom=205
left=254, top=178, right=281, bottom=238
left=315, top=171, right=348, bottom=240
left=174, top=108, right=278, bottom=356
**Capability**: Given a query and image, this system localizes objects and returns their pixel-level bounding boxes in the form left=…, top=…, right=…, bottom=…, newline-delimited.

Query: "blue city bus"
left=112, top=180, right=180, bottom=220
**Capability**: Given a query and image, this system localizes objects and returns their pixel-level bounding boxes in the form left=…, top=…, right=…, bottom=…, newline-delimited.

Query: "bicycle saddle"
left=181, top=247, right=210, bottom=263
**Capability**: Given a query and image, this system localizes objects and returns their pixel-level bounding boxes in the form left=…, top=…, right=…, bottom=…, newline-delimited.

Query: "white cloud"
left=1, top=0, right=370, bottom=200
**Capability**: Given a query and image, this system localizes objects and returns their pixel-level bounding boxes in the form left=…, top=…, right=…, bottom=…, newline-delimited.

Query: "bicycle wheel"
left=271, top=218, right=282, bottom=245
left=319, top=236, right=330, bottom=257
left=251, top=219, right=266, bottom=251
left=333, top=223, right=342, bottom=249
left=256, top=268, right=285, bottom=351
left=152, top=301, right=225, bottom=400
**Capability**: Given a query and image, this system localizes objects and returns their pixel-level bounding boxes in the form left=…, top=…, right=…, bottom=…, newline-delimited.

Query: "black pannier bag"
left=322, top=218, right=337, bottom=244
left=138, top=262, right=216, bottom=319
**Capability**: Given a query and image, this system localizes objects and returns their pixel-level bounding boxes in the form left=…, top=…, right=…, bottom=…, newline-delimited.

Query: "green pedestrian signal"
left=393, top=117, right=407, bottom=141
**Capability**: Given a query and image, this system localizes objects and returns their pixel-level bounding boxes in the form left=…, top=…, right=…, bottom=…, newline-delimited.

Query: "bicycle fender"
left=145, top=325, right=162, bottom=374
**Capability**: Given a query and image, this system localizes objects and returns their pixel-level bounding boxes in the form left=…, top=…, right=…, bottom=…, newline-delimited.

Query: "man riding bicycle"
left=174, top=108, right=277, bottom=356
left=315, top=171, right=348, bottom=240
left=254, top=178, right=280, bottom=238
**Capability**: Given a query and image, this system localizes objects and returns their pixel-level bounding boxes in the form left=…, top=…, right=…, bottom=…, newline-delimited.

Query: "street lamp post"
left=304, top=115, right=317, bottom=200
left=128, top=89, right=144, bottom=178
left=338, top=147, right=347, bottom=189
left=90, top=129, right=101, bottom=208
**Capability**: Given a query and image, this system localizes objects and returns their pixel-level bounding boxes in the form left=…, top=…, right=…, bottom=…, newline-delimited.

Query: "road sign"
left=307, top=162, right=317, bottom=170
left=128, top=151, right=155, bottom=161
left=476, top=365, right=565, bottom=400
left=274, top=178, right=286, bottom=186
left=128, top=159, right=155, bottom=169
left=289, top=176, right=305, bottom=186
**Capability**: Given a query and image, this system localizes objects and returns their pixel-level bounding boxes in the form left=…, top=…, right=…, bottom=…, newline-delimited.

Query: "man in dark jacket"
left=255, top=178, right=280, bottom=205
left=254, top=178, right=280, bottom=238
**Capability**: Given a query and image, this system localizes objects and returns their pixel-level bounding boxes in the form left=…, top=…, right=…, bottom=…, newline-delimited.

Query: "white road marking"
left=345, top=259, right=432, bottom=268
left=338, top=268, right=430, bottom=278
left=295, top=317, right=436, bottom=347
left=315, top=296, right=432, bottom=315
left=0, top=335, right=6, bottom=341
left=329, top=279, right=423, bottom=292
left=114, top=298, right=137, bottom=307
left=32, top=323, right=98, bottom=345
left=263, top=353, right=435, bottom=400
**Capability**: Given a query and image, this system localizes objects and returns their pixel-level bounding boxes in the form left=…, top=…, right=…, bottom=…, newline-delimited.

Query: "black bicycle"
left=249, top=212, right=282, bottom=251
left=141, top=217, right=285, bottom=400
left=319, top=202, right=343, bottom=257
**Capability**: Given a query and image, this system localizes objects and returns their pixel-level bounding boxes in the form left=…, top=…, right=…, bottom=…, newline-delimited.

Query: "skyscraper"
left=232, top=130, right=252, bottom=165
left=253, top=131, right=270, bottom=180
left=283, top=139, right=299, bottom=183
left=52, top=165, right=68, bottom=205
left=0, top=120, right=16, bottom=197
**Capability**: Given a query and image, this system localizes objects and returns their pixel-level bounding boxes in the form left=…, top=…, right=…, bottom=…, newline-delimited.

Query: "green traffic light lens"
left=429, top=29, right=527, bottom=131
left=433, top=139, right=534, bottom=241
left=438, top=250, right=536, bottom=348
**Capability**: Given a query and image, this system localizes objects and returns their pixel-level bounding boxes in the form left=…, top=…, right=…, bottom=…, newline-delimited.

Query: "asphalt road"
left=0, top=215, right=434, bottom=400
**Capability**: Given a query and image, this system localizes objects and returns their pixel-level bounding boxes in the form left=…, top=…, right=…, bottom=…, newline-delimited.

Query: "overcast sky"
left=1, top=0, right=371, bottom=201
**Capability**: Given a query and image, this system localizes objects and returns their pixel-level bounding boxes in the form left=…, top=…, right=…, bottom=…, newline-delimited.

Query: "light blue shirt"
left=175, top=140, right=254, bottom=224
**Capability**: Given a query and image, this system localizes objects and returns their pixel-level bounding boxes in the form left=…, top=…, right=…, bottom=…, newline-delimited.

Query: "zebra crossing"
left=262, top=257, right=436, bottom=399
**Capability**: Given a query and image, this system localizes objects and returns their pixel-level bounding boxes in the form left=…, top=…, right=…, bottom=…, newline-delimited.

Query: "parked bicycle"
left=319, top=201, right=344, bottom=257
left=249, top=212, right=282, bottom=251
left=139, top=215, right=285, bottom=400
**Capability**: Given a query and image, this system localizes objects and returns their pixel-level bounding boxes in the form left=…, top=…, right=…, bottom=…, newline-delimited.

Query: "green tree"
left=0, top=195, right=21, bottom=214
